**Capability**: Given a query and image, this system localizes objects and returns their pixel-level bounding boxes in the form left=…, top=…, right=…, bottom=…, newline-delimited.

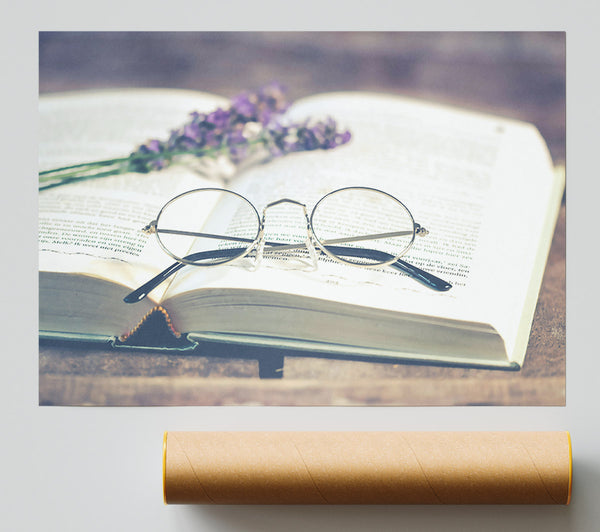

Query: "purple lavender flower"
left=41, top=83, right=352, bottom=190
left=206, top=108, right=231, bottom=129
left=128, top=139, right=169, bottom=172
left=183, top=122, right=202, bottom=142
left=264, top=116, right=351, bottom=157
left=128, top=82, right=351, bottom=174
left=231, top=92, right=256, bottom=119
left=258, top=81, right=289, bottom=114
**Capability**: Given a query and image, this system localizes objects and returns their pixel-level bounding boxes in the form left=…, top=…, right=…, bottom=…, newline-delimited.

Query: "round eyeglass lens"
left=155, top=188, right=260, bottom=266
left=310, top=187, right=416, bottom=266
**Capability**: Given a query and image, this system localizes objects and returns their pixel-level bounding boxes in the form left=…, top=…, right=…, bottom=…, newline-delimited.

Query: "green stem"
left=38, top=137, right=268, bottom=189
left=38, top=157, right=131, bottom=176
left=40, top=146, right=225, bottom=177
left=39, top=162, right=127, bottom=183
left=39, top=169, right=128, bottom=190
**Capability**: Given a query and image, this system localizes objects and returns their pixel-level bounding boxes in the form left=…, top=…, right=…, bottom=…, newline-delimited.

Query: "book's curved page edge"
left=290, top=90, right=537, bottom=130
left=509, top=163, right=565, bottom=365
left=39, top=330, right=116, bottom=345
left=187, top=332, right=520, bottom=370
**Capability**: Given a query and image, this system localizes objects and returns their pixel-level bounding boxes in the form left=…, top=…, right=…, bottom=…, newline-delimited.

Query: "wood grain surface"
left=38, top=32, right=565, bottom=406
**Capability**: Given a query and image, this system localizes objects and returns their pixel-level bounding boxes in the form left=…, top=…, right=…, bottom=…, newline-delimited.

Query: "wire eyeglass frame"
left=124, top=186, right=452, bottom=303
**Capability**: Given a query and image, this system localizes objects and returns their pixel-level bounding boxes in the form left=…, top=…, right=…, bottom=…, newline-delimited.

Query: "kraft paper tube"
left=163, top=431, right=572, bottom=505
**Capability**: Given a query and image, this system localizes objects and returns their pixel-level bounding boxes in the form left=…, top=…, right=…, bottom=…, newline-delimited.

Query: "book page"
left=163, top=93, right=561, bottom=361
left=39, top=89, right=229, bottom=170
left=39, top=90, right=229, bottom=300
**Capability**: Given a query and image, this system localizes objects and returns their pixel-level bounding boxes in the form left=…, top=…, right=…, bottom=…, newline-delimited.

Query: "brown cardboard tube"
left=163, top=431, right=572, bottom=505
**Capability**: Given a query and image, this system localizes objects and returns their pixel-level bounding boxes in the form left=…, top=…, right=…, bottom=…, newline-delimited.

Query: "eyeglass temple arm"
left=123, top=244, right=451, bottom=304
left=123, top=247, right=247, bottom=303
left=320, top=245, right=451, bottom=291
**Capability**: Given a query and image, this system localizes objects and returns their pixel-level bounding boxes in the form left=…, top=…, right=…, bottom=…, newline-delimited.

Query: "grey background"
left=3, top=1, right=599, bottom=531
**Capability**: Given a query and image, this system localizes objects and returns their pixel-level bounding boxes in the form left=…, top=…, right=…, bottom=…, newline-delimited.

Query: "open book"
left=39, top=88, right=564, bottom=369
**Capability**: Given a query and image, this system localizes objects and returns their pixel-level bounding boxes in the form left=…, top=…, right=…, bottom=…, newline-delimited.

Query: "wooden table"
left=39, top=32, right=565, bottom=406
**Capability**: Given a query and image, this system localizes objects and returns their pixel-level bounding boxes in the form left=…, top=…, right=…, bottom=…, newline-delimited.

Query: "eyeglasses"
left=124, top=186, right=452, bottom=303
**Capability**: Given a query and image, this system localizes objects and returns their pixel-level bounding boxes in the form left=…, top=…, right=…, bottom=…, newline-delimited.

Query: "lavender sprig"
left=39, top=82, right=352, bottom=189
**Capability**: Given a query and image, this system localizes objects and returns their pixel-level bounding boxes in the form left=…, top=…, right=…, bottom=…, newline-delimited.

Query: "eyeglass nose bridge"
left=254, top=197, right=318, bottom=270
left=260, top=198, right=311, bottom=231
